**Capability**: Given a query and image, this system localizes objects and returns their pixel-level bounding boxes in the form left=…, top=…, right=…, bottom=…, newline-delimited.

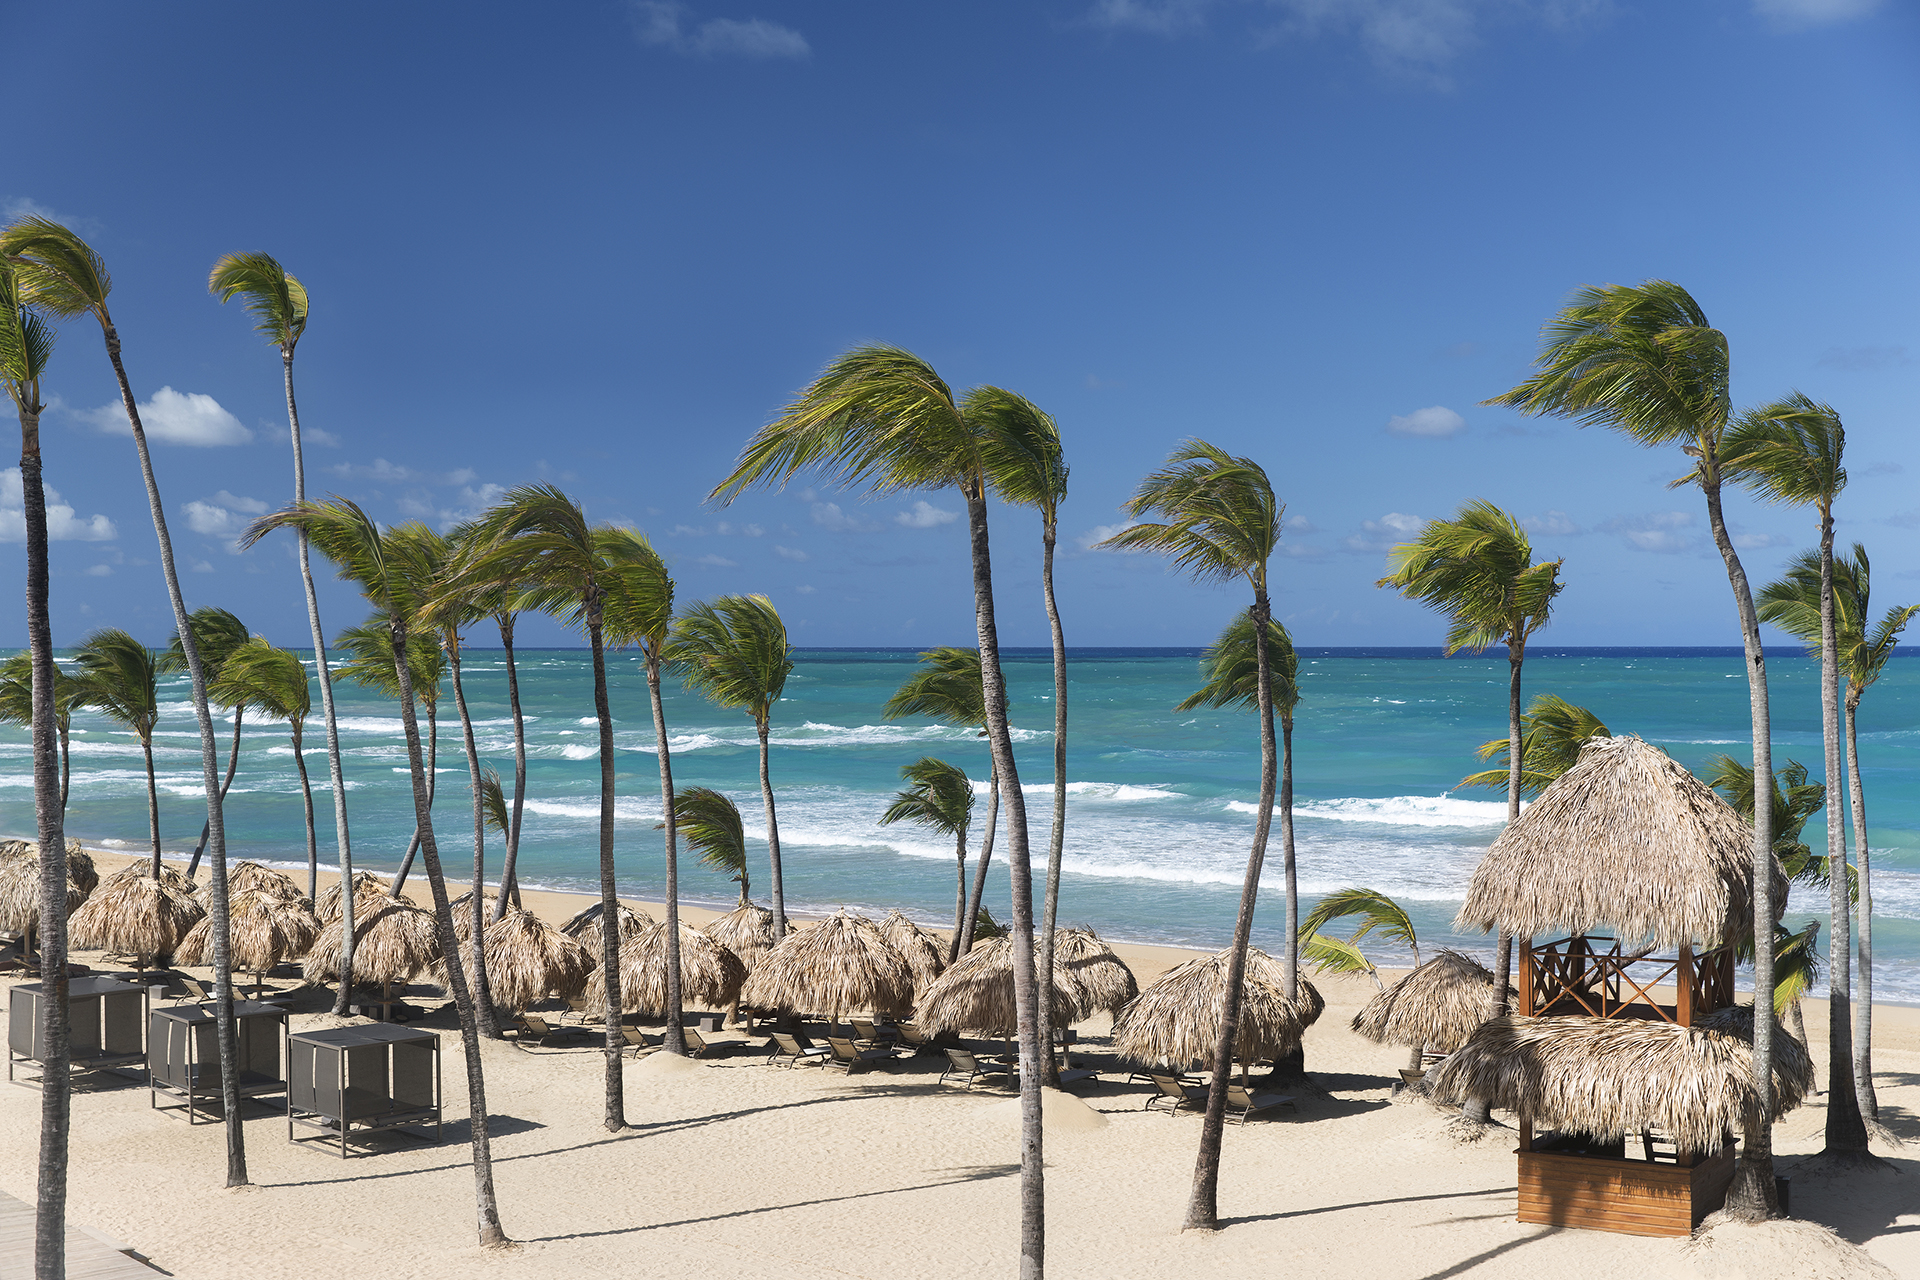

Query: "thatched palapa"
left=67, top=863, right=205, bottom=968
left=742, top=909, right=913, bottom=1021
left=437, top=908, right=595, bottom=1012
left=304, top=895, right=440, bottom=995
left=1054, top=927, right=1138, bottom=1015
left=227, top=860, right=300, bottom=899
left=449, top=888, right=499, bottom=944
left=316, top=871, right=403, bottom=923
left=1112, top=947, right=1322, bottom=1071
left=585, top=920, right=747, bottom=1017
left=879, top=910, right=946, bottom=992
left=561, top=899, right=652, bottom=942
left=1351, top=949, right=1499, bottom=1054
left=1455, top=735, right=1786, bottom=949
left=1424, top=1007, right=1813, bottom=1155
left=915, top=934, right=1089, bottom=1038
left=0, top=838, right=97, bottom=939
left=704, top=901, right=777, bottom=972
left=176, top=888, right=322, bottom=985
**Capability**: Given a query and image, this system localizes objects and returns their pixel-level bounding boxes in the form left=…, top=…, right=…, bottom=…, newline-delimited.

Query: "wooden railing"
left=1519, top=935, right=1733, bottom=1027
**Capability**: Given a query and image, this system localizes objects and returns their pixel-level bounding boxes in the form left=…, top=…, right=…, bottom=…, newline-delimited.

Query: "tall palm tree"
left=1719, top=394, right=1870, bottom=1159
left=162, top=607, right=250, bottom=881
left=440, top=484, right=656, bottom=1122
left=882, top=646, right=995, bottom=959
left=880, top=757, right=975, bottom=942
left=1099, top=439, right=1281, bottom=1233
left=1, top=245, right=71, bottom=1280
left=0, top=653, right=81, bottom=816
left=71, top=631, right=161, bottom=872
left=243, top=500, right=509, bottom=1245
left=675, top=787, right=751, bottom=903
left=665, top=595, right=794, bottom=945
left=1489, top=281, right=1781, bottom=1218
left=1760, top=546, right=1917, bottom=1121
left=4, top=216, right=249, bottom=1187
left=1377, top=500, right=1563, bottom=1011
left=712, top=346, right=1048, bottom=1277
left=1459, top=694, right=1609, bottom=795
left=487, top=595, right=530, bottom=917
left=208, top=639, right=317, bottom=899
left=335, top=620, right=444, bottom=893
left=209, top=252, right=357, bottom=1011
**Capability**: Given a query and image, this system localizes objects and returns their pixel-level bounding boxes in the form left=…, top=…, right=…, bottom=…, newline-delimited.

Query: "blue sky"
left=4, top=0, right=1916, bottom=650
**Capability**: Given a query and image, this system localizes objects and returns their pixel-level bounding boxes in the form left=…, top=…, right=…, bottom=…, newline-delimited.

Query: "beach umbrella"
left=316, top=870, right=402, bottom=924
left=741, top=908, right=914, bottom=1025
left=914, top=934, right=1087, bottom=1039
left=1112, top=947, right=1323, bottom=1079
left=561, top=899, right=652, bottom=942
left=437, top=907, right=595, bottom=1013
left=1053, top=927, right=1139, bottom=1017
left=304, top=894, right=440, bottom=1000
left=176, top=887, right=322, bottom=993
left=0, top=839, right=97, bottom=955
left=704, top=901, right=777, bottom=973
left=67, top=863, right=205, bottom=972
left=585, top=919, right=747, bottom=1017
left=227, top=860, right=301, bottom=900
left=449, top=888, right=499, bottom=944
left=1350, top=949, right=1500, bottom=1073
left=1425, top=1006, right=1813, bottom=1157
left=879, top=910, right=946, bottom=992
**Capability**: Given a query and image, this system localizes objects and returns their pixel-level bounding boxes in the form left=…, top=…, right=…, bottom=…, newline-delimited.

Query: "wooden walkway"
left=0, top=1190, right=163, bottom=1278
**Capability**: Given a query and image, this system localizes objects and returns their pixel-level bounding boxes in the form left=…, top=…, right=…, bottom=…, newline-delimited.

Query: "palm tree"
left=438, top=484, right=655, bottom=1124
left=1377, top=500, right=1563, bottom=1013
left=243, top=500, right=509, bottom=1245
left=162, top=607, right=250, bottom=882
left=1, top=242, right=71, bottom=1280
left=1458, top=694, right=1610, bottom=795
left=1489, top=281, right=1781, bottom=1218
left=486, top=595, right=531, bottom=918
left=1760, top=545, right=1917, bottom=1121
left=208, top=640, right=317, bottom=899
left=880, top=758, right=975, bottom=942
left=71, top=631, right=162, bottom=872
left=335, top=620, right=445, bottom=893
left=1099, top=439, right=1281, bottom=1233
left=0, top=653, right=82, bottom=816
left=712, top=345, right=1047, bottom=1276
left=675, top=787, right=751, bottom=903
left=882, top=646, right=996, bottom=959
left=1301, top=887, right=1422, bottom=1065
left=209, top=252, right=358, bottom=1012
left=4, top=216, right=250, bottom=1187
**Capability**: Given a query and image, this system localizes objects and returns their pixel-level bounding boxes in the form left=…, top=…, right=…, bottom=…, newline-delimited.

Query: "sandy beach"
left=4, top=849, right=1916, bottom=1279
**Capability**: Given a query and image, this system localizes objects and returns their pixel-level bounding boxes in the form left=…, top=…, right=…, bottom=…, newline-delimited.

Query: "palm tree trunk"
left=958, top=766, right=998, bottom=957
left=386, top=624, right=509, bottom=1247
left=647, top=656, right=687, bottom=1055
left=184, top=707, right=244, bottom=880
left=961, top=488, right=1043, bottom=1279
left=1788, top=998, right=1809, bottom=1054
left=492, top=614, right=527, bottom=920
left=1817, top=509, right=1868, bottom=1154
left=1845, top=692, right=1878, bottom=1120
left=954, top=828, right=969, bottom=947
left=447, top=639, right=499, bottom=1040
left=587, top=609, right=626, bottom=1130
left=1185, top=595, right=1277, bottom=1233
left=1702, top=471, right=1779, bottom=1220
left=1494, top=643, right=1525, bottom=1011
left=292, top=723, right=317, bottom=902
left=58, top=717, right=70, bottom=815
left=142, top=738, right=161, bottom=877
left=20, top=399, right=72, bottom=1279
left=758, top=719, right=787, bottom=939
left=393, top=707, right=439, bottom=893
left=100, top=323, right=247, bottom=1187
left=1037, top=520, right=1067, bottom=1089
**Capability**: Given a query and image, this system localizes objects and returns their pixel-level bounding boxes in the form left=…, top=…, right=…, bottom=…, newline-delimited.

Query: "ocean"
left=5, top=646, right=1917, bottom=1001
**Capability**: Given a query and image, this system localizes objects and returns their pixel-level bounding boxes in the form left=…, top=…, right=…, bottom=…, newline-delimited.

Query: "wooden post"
left=1676, top=943, right=1693, bottom=1027
left=1518, top=937, right=1535, bottom=1017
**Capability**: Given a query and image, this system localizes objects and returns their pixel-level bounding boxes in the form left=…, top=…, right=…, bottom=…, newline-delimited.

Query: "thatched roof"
left=585, top=920, right=747, bottom=1017
left=1424, top=1007, right=1813, bottom=1155
left=436, top=908, right=595, bottom=1012
left=914, top=934, right=1085, bottom=1038
left=561, top=899, right=652, bottom=942
left=449, top=888, right=499, bottom=944
left=1455, top=735, right=1787, bottom=949
left=0, top=840, right=97, bottom=931
left=304, top=895, right=441, bottom=989
left=316, top=871, right=402, bottom=923
left=1112, top=947, right=1323, bottom=1069
left=705, top=902, right=777, bottom=972
left=879, top=911, right=946, bottom=992
left=67, top=863, right=205, bottom=961
left=227, top=861, right=300, bottom=899
left=176, top=889, right=322, bottom=974
left=742, top=909, right=914, bottom=1019
left=1351, top=949, right=1499, bottom=1053
left=1053, top=927, right=1139, bottom=1015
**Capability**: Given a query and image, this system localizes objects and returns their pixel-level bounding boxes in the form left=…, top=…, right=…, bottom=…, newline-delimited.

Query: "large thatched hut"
left=1053, top=927, right=1138, bottom=1016
left=913, top=934, right=1084, bottom=1040
left=741, top=909, right=913, bottom=1025
left=1111, top=947, right=1322, bottom=1078
left=316, top=871, right=400, bottom=924
left=561, top=899, right=652, bottom=942
left=879, top=911, right=946, bottom=993
left=304, top=894, right=440, bottom=1000
left=1351, top=949, right=1500, bottom=1072
left=437, top=908, right=595, bottom=1013
left=227, top=860, right=300, bottom=899
left=705, top=902, right=777, bottom=973
left=585, top=920, right=747, bottom=1018
left=68, top=863, right=204, bottom=971
left=0, top=839, right=97, bottom=954
left=176, top=888, right=322, bottom=991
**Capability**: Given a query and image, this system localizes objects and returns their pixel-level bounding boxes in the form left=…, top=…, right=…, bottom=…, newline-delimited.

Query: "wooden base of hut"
left=1516, top=1132, right=1733, bottom=1237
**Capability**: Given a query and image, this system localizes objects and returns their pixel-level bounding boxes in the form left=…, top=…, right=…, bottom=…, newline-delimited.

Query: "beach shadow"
left=1777, top=1150, right=1917, bottom=1246
left=440, top=1113, right=547, bottom=1143
left=1416, top=1228, right=1559, bottom=1279
left=1219, top=1186, right=1512, bottom=1228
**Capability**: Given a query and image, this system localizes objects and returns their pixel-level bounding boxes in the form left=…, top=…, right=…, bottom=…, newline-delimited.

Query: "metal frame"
left=285, top=1023, right=442, bottom=1158
left=8, top=978, right=148, bottom=1089
left=147, top=1000, right=288, bottom=1124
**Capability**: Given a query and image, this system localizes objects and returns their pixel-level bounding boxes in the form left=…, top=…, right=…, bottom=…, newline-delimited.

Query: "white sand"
left=3, top=851, right=1915, bottom=1279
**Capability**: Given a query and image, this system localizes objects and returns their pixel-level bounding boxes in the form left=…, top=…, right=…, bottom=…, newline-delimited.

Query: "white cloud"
left=1386, top=405, right=1465, bottom=438
left=1732, top=532, right=1794, bottom=550
left=670, top=524, right=707, bottom=537
left=1598, top=511, right=1695, bottom=554
left=1752, top=0, right=1880, bottom=25
left=896, top=500, right=959, bottom=529
left=714, top=520, right=764, bottom=537
left=1084, top=0, right=1213, bottom=34
left=1077, top=521, right=1142, bottom=551
left=773, top=545, right=810, bottom=562
left=85, top=563, right=113, bottom=576
left=329, top=457, right=417, bottom=483
left=211, top=490, right=268, bottom=515
left=183, top=501, right=243, bottom=537
left=811, top=502, right=878, bottom=533
left=630, top=2, right=810, bottom=59
left=691, top=553, right=739, bottom=569
left=0, top=469, right=117, bottom=542
left=190, top=560, right=214, bottom=573
left=1522, top=510, right=1579, bottom=536
left=794, top=584, right=817, bottom=595
left=1, top=196, right=100, bottom=234
left=81, top=386, right=252, bottom=446
left=1344, top=512, right=1426, bottom=553
left=1285, top=513, right=1318, bottom=533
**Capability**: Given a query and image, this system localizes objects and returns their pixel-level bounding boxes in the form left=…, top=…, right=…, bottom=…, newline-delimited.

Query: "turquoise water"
left=4, top=647, right=1916, bottom=1000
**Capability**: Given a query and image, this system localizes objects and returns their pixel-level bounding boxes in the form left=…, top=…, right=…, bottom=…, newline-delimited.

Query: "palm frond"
left=663, top=594, right=792, bottom=722
left=71, top=629, right=159, bottom=738
left=1173, top=612, right=1298, bottom=716
left=882, top=646, right=984, bottom=729
left=160, top=606, right=250, bottom=681
left=0, top=217, right=112, bottom=320
left=1460, top=693, right=1610, bottom=798
left=333, top=619, right=442, bottom=704
left=1377, top=500, right=1562, bottom=654
left=207, top=251, right=308, bottom=350
left=968, top=386, right=1067, bottom=518
left=1303, top=932, right=1378, bottom=982
left=206, top=637, right=311, bottom=723
left=1103, top=439, right=1280, bottom=590
left=480, top=766, right=510, bottom=836
left=0, top=652, right=84, bottom=725
left=0, top=263, right=57, bottom=391
left=879, top=756, right=973, bottom=839
left=673, top=787, right=748, bottom=890
left=1721, top=393, right=1845, bottom=510
left=1300, top=886, right=1418, bottom=960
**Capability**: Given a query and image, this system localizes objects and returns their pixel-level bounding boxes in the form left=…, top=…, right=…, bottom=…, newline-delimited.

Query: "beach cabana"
left=879, top=911, right=946, bottom=992
left=1111, top=947, right=1322, bottom=1080
left=448, top=889, right=499, bottom=945
left=67, top=863, right=205, bottom=973
left=1449, top=733, right=1793, bottom=1235
left=0, top=838, right=97, bottom=959
left=227, top=861, right=300, bottom=899
left=435, top=908, right=594, bottom=1013
left=741, top=909, right=913, bottom=1028
left=561, top=900, right=652, bottom=942
left=304, top=895, right=441, bottom=1010
left=584, top=920, right=747, bottom=1018
left=175, top=888, right=323, bottom=994
left=913, top=934, right=1085, bottom=1042
left=704, top=902, right=776, bottom=973
left=316, top=871, right=399, bottom=924
left=1053, top=927, right=1139, bottom=1017
left=1350, top=948, right=1499, bottom=1073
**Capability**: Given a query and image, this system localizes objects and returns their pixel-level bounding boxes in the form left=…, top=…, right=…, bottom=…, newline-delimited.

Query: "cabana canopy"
left=316, top=871, right=402, bottom=924
left=705, top=902, right=777, bottom=973
left=67, top=863, right=203, bottom=967
left=1455, top=735, right=1785, bottom=950
left=1112, top=947, right=1322, bottom=1070
left=914, top=934, right=1084, bottom=1038
left=0, top=839, right=96, bottom=936
left=742, top=909, right=913, bottom=1020
left=305, top=895, right=440, bottom=992
left=176, top=888, right=322, bottom=978
left=1351, top=949, right=1499, bottom=1053
left=437, top=908, right=594, bottom=1012
left=585, top=920, right=746, bottom=1016
left=879, top=911, right=946, bottom=993
left=561, top=900, right=652, bottom=942
left=1053, top=927, right=1138, bottom=1016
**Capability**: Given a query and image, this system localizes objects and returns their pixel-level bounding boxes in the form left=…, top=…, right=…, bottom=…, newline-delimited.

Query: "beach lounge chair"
left=1225, top=1084, right=1296, bottom=1124
left=680, top=1028, right=735, bottom=1058
left=563, top=995, right=592, bottom=1023
left=1144, top=1074, right=1209, bottom=1115
left=850, top=1018, right=905, bottom=1055
left=940, top=1047, right=1012, bottom=1090
left=894, top=1021, right=950, bottom=1056
left=825, top=1036, right=894, bottom=1074
left=619, top=1027, right=660, bottom=1058
left=505, top=1013, right=590, bottom=1047
left=767, top=1032, right=830, bottom=1068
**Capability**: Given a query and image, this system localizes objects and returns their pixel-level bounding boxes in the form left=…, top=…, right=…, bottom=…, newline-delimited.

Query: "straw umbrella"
left=177, top=887, right=322, bottom=994
left=1112, top=947, right=1323, bottom=1082
left=437, top=908, right=594, bottom=1014
left=0, top=839, right=97, bottom=957
left=561, top=899, right=651, bottom=942
left=741, top=908, right=914, bottom=1031
left=304, top=895, right=440, bottom=1004
left=449, top=888, right=499, bottom=944
left=1351, top=949, right=1501, bottom=1074
left=585, top=920, right=746, bottom=1017
left=227, top=860, right=300, bottom=900
left=317, top=871, right=396, bottom=924
left=915, top=933, right=1084, bottom=1042
left=67, top=863, right=205, bottom=972
left=705, top=901, right=777, bottom=972
left=1425, top=1006, right=1814, bottom=1157
left=1053, top=927, right=1138, bottom=1017
left=879, top=910, right=947, bottom=993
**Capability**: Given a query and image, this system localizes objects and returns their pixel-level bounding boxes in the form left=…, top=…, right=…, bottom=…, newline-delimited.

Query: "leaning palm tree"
left=882, top=646, right=995, bottom=958
left=481, top=588, right=531, bottom=917
left=1377, top=500, right=1563, bottom=1012
left=712, top=345, right=1047, bottom=1276
left=1459, top=693, right=1609, bottom=796
left=1489, top=281, right=1781, bottom=1218
left=1759, top=545, right=1916, bottom=1121
left=1, top=241, right=73, bottom=1277
left=71, top=631, right=162, bottom=871
left=335, top=619, right=444, bottom=892
left=880, top=757, right=975, bottom=944
left=209, top=251, right=358, bottom=1012
left=1299, top=887, right=1428, bottom=1070
left=208, top=640, right=317, bottom=899
left=0, top=652, right=81, bottom=815
left=665, top=594, right=795, bottom=940
left=243, top=500, right=508, bottom=1245
left=162, top=607, right=250, bottom=881
left=675, top=786, right=751, bottom=903
left=1099, top=439, right=1282, bottom=1233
